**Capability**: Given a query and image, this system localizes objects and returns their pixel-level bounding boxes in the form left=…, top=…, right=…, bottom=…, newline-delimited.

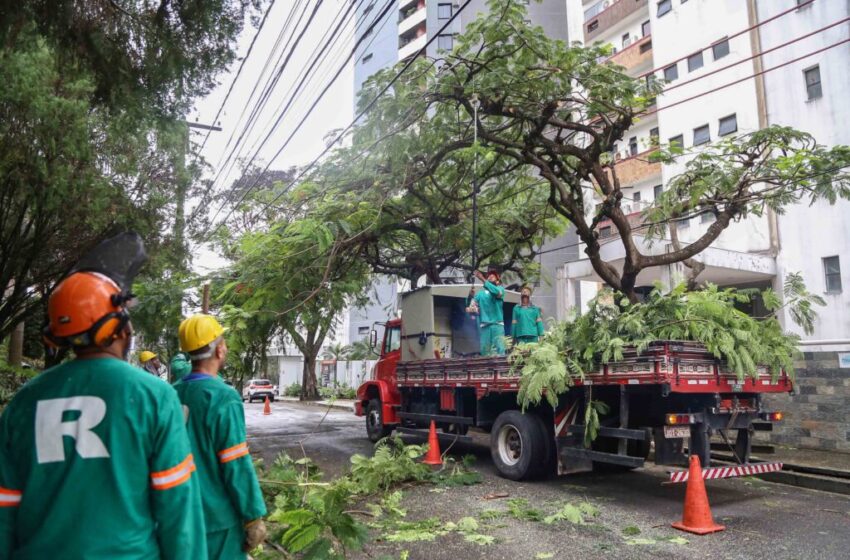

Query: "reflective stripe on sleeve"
left=217, top=442, right=249, bottom=464
left=151, top=454, right=195, bottom=490
left=0, top=487, right=21, bottom=507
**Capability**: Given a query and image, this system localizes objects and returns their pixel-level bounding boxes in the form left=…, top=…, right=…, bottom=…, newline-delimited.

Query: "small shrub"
left=284, top=383, right=302, bottom=397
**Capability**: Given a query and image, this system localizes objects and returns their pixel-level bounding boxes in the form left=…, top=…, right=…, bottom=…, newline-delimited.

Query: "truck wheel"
left=366, top=399, right=393, bottom=442
left=530, top=414, right=555, bottom=478
left=490, top=411, right=547, bottom=481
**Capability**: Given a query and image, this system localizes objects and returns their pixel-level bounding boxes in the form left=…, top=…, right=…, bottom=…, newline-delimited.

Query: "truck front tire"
left=366, top=399, right=393, bottom=442
left=490, top=411, right=548, bottom=481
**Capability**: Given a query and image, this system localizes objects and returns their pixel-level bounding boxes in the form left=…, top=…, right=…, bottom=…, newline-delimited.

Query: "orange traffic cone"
left=422, top=420, right=443, bottom=466
left=263, top=396, right=271, bottom=416
left=672, top=455, right=726, bottom=535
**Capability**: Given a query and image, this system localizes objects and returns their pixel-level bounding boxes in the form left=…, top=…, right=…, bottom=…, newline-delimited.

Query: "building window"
left=622, top=33, right=630, bottom=48
left=632, top=191, right=642, bottom=202
left=824, top=256, right=842, bottom=293
left=663, top=63, right=678, bottom=82
left=649, top=127, right=659, bottom=145
left=438, top=3, right=453, bottom=19
left=687, top=51, right=704, bottom=72
left=364, top=3, right=374, bottom=15
left=657, top=0, right=672, bottom=17
left=437, top=34, right=454, bottom=51
left=668, top=134, right=684, bottom=149
left=654, top=184, right=663, bottom=199
left=358, top=326, right=370, bottom=335
left=587, top=20, right=598, bottom=32
left=361, top=53, right=373, bottom=64
left=642, top=20, right=651, bottom=37
left=600, top=226, right=612, bottom=238
left=629, top=136, right=638, bottom=156
left=677, top=218, right=690, bottom=229
left=640, top=40, right=653, bottom=54
left=718, top=113, right=737, bottom=136
left=796, top=0, right=812, bottom=9
left=804, top=65, right=822, bottom=100
left=700, top=210, right=715, bottom=223
left=712, top=38, right=730, bottom=60
left=693, top=124, right=710, bottom=146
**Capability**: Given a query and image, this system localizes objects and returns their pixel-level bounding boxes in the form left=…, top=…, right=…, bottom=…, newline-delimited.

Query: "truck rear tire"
left=366, top=399, right=393, bottom=442
left=490, top=411, right=547, bottom=481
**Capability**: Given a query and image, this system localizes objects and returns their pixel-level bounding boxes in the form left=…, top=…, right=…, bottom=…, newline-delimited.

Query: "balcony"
left=399, top=0, right=419, bottom=12
left=607, top=35, right=653, bottom=74
left=399, top=32, right=427, bottom=60
left=606, top=148, right=661, bottom=185
left=585, top=0, right=649, bottom=43
left=398, top=5, right=426, bottom=36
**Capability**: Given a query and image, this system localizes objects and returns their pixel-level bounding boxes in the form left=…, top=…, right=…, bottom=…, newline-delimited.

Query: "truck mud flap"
left=560, top=446, right=645, bottom=469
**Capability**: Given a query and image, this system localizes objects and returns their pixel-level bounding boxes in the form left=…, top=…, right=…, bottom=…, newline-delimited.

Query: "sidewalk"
left=279, top=396, right=355, bottom=412
left=751, top=445, right=850, bottom=474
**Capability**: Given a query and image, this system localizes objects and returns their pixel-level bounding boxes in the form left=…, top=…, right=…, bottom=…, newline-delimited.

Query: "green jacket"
left=0, top=358, right=206, bottom=559
left=472, top=281, right=505, bottom=325
left=175, top=374, right=266, bottom=533
left=170, top=353, right=192, bottom=384
left=512, top=305, right=545, bottom=338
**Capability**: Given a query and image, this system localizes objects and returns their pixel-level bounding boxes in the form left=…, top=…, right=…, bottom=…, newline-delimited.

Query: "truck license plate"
left=731, top=383, right=743, bottom=392
left=664, top=426, right=690, bottom=439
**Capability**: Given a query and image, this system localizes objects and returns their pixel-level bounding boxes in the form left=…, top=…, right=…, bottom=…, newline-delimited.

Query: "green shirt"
left=472, top=281, right=506, bottom=325
left=512, top=305, right=545, bottom=338
left=0, top=357, right=206, bottom=560
left=175, top=375, right=266, bottom=533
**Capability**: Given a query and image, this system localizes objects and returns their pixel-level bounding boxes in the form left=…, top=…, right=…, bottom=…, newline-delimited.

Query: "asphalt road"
left=246, top=400, right=850, bottom=560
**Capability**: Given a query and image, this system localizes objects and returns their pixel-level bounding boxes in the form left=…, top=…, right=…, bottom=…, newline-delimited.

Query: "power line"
left=195, top=0, right=279, bottom=156
left=636, top=0, right=815, bottom=80
left=207, top=0, right=420, bottom=231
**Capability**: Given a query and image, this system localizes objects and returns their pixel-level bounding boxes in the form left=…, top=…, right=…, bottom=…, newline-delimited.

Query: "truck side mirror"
left=369, top=329, right=378, bottom=351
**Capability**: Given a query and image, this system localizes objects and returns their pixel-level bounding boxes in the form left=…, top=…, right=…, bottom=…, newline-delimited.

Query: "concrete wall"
left=759, top=352, right=850, bottom=453
left=347, top=277, right=399, bottom=346
left=354, top=0, right=400, bottom=101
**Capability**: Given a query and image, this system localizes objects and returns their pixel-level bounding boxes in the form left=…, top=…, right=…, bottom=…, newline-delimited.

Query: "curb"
left=279, top=396, right=354, bottom=412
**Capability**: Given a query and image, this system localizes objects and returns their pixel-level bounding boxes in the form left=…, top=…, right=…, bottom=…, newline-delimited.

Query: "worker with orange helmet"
left=0, top=233, right=206, bottom=559
left=175, top=314, right=266, bottom=558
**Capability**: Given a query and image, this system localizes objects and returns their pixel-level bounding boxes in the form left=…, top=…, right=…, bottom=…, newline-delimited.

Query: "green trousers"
left=514, top=335, right=539, bottom=344
left=479, top=323, right=506, bottom=356
left=206, top=525, right=246, bottom=560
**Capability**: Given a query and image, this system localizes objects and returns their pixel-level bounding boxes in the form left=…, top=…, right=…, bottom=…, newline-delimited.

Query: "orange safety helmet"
left=45, top=271, right=131, bottom=348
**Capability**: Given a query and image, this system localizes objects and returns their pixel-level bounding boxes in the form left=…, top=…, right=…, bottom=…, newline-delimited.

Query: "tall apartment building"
left=562, top=0, right=849, bottom=343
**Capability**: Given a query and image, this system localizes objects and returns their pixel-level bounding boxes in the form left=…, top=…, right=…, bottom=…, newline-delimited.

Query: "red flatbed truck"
left=354, top=285, right=790, bottom=480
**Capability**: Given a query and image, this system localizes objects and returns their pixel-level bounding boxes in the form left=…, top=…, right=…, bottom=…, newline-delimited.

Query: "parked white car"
left=242, top=379, right=277, bottom=403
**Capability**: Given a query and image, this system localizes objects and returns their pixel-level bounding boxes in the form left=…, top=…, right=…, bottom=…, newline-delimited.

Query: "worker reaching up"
left=175, top=314, right=267, bottom=558
left=466, top=266, right=506, bottom=356
left=0, top=232, right=206, bottom=559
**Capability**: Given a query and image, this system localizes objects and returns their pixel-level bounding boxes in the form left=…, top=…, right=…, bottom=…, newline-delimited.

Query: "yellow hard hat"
left=178, top=314, right=225, bottom=353
left=139, top=350, right=157, bottom=363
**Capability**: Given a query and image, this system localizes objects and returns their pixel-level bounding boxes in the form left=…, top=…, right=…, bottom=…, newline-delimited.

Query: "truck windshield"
left=385, top=326, right=401, bottom=354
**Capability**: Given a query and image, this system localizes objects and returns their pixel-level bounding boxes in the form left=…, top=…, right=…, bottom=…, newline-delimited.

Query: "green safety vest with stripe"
left=0, top=357, right=206, bottom=559
left=174, top=374, right=266, bottom=538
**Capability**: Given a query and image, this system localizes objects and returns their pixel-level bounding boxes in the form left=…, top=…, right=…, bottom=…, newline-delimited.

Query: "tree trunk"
left=7, top=321, right=24, bottom=367
left=301, top=350, right=320, bottom=400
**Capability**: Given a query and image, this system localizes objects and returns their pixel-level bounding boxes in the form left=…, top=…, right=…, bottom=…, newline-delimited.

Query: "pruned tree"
left=358, top=0, right=850, bottom=302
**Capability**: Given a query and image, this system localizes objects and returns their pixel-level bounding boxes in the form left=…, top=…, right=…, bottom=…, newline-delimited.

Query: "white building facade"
left=560, top=0, right=850, bottom=349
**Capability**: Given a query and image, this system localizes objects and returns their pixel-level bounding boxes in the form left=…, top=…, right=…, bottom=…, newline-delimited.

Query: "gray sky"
left=188, top=0, right=355, bottom=275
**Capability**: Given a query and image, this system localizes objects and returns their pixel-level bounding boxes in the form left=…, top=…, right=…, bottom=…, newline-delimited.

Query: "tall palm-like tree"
left=322, top=342, right=350, bottom=388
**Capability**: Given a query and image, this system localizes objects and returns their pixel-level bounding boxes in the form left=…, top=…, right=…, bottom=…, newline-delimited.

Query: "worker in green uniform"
left=175, top=314, right=267, bottom=559
left=512, top=286, right=545, bottom=344
left=170, top=352, right=192, bottom=384
left=466, top=268, right=507, bottom=356
left=0, top=233, right=206, bottom=559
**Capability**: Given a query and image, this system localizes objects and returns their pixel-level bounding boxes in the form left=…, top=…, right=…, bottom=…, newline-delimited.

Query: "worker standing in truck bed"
left=466, top=267, right=506, bottom=356
left=512, top=286, right=545, bottom=344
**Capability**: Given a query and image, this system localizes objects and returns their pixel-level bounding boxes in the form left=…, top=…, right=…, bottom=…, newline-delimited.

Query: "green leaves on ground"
left=543, top=502, right=600, bottom=525
left=260, top=438, right=482, bottom=558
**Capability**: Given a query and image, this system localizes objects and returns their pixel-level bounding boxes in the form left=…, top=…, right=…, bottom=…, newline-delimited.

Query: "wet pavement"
left=246, top=400, right=850, bottom=560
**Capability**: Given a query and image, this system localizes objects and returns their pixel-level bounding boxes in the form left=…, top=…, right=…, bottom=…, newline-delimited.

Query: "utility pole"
left=470, top=94, right=480, bottom=280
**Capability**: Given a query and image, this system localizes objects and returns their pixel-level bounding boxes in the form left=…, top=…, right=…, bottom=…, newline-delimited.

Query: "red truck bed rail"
left=395, top=341, right=791, bottom=395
